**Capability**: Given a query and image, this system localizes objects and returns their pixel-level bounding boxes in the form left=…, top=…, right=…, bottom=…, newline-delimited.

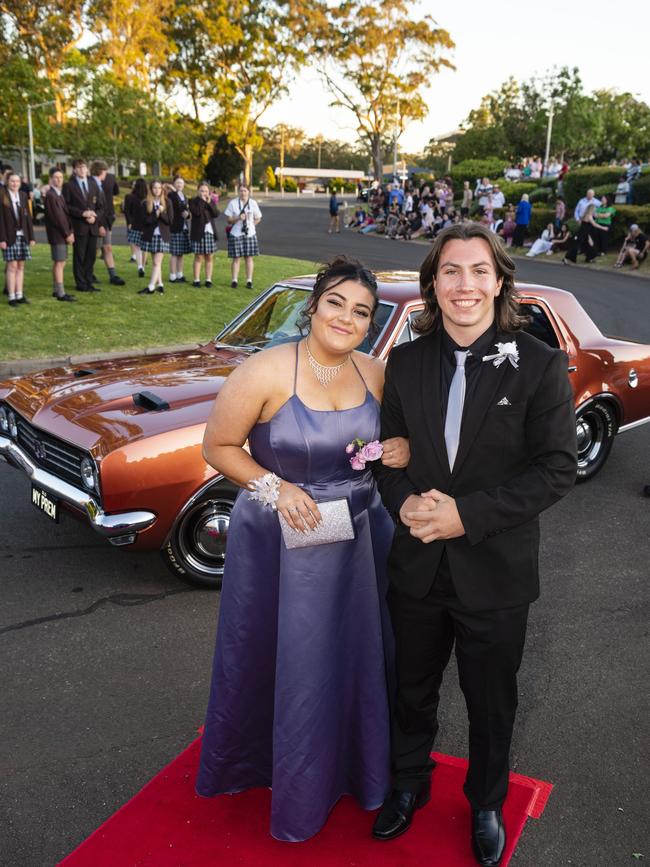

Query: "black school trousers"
left=72, top=233, right=97, bottom=290
left=387, top=553, right=529, bottom=811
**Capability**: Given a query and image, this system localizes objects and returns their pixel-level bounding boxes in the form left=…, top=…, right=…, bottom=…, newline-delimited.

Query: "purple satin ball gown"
left=196, top=348, right=394, bottom=841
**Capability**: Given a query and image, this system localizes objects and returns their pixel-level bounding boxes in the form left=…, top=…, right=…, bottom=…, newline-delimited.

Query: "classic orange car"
left=1, top=274, right=649, bottom=588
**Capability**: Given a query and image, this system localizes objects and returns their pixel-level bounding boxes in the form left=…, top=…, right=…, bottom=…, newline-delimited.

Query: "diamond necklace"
left=305, top=339, right=350, bottom=388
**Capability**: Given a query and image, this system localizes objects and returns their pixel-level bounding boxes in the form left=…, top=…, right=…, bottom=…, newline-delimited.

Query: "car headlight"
left=80, top=457, right=98, bottom=491
left=7, top=411, right=18, bottom=438
left=0, top=407, right=8, bottom=433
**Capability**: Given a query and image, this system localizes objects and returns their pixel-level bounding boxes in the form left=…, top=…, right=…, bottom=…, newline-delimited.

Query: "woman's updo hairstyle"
left=298, top=256, right=381, bottom=340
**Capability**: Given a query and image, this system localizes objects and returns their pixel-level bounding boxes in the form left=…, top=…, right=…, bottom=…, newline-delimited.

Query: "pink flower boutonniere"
left=346, top=438, right=384, bottom=471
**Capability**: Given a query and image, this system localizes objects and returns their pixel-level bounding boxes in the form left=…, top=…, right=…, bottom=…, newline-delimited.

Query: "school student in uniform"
left=224, top=183, right=262, bottom=289
left=0, top=172, right=36, bottom=306
left=43, top=167, right=76, bottom=301
left=138, top=179, right=173, bottom=295
left=0, top=172, right=36, bottom=307
left=63, top=159, right=105, bottom=293
left=167, top=175, right=191, bottom=283
left=189, top=182, right=219, bottom=287
left=90, top=160, right=125, bottom=285
left=124, top=178, right=149, bottom=277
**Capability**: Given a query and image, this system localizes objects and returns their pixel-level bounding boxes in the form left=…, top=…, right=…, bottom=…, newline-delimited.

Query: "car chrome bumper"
left=0, top=434, right=157, bottom=538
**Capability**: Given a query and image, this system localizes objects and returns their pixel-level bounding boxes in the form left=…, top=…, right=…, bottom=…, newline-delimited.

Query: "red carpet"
left=60, top=738, right=552, bottom=867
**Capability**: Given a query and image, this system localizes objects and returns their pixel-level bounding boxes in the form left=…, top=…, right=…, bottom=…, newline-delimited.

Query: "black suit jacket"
left=375, top=327, right=577, bottom=610
left=168, top=191, right=191, bottom=233
left=62, top=178, right=104, bottom=236
left=44, top=189, right=73, bottom=245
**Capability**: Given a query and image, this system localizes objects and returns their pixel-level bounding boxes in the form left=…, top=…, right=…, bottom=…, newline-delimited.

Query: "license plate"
left=31, top=484, right=59, bottom=523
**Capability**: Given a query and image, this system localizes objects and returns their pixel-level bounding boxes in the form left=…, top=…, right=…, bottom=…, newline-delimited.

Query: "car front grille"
left=2, top=403, right=90, bottom=491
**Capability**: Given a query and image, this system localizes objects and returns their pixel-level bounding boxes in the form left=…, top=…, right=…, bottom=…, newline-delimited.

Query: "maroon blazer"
left=0, top=190, right=35, bottom=246
left=189, top=197, right=219, bottom=242
left=62, top=177, right=104, bottom=236
left=44, top=189, right=73, bottom=245
left=141, top=199, right=174, bottom=243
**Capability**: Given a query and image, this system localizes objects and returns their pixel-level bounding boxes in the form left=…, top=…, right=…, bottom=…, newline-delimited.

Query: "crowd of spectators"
left=340, top=158, right=647, bottom=271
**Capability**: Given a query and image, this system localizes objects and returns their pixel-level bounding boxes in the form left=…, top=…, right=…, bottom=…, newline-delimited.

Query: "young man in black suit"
left=372, top=223, right=577, bottom=865
left=44, top=167, right=76, bottom=301
left=90, top=160, right=125, bottom=285
left=62, top=159, right=104, bottom=292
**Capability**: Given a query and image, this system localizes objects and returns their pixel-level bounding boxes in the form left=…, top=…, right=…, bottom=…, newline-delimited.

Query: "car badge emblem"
left=33, top=439, right=47, bottom=461
left=497, top=396, right=511, bottom=406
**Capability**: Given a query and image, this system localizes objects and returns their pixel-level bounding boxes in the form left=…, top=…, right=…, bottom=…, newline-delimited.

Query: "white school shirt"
left=152, top=200, right=162, bottom=235
left=10, top=193, right=23, bottom=235
left=224, top=197, right=262, bottom=238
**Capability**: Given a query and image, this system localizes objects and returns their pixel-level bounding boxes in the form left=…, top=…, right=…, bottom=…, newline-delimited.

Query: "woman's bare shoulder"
left=353, top=351, right=386, bottom=390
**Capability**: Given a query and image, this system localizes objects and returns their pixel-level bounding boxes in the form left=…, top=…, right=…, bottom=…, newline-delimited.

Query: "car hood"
left=0, top=345, right=247, bottom=457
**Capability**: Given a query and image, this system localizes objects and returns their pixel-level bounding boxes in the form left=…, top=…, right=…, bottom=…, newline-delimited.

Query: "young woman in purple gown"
left=196, top=258, right=409, bottom=841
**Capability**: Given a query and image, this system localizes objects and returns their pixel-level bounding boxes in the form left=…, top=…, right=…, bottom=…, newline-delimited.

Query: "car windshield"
left=215, top=285, right=395, bottom=354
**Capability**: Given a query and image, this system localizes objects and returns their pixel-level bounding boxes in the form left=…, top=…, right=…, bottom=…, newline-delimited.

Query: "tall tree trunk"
left=243, top=142, right=253, bottom=185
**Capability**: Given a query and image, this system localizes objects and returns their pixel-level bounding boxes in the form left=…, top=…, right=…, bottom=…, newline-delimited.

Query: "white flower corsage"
left=248, top=472, right=282, bottom=509
left=482, top=340, right=519, bottom=369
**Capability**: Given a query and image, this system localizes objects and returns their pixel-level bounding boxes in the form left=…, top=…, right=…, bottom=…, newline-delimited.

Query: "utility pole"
left=26, top=100, right=56, bottom=184
left=543, top=98, right=555, bottom=174
left=280, top=125, right=285, bottom=199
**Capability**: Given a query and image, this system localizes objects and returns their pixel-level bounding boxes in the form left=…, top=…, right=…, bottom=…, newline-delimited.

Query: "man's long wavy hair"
left=412, top=223, right=529, bottom=336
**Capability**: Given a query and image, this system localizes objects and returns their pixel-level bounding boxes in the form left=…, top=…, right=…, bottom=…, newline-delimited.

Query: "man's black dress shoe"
left=372, top=786, right=430, bottom=840
left=109, top=275, right=126, bottom=285
left=471, top=809, right=505, bottom=866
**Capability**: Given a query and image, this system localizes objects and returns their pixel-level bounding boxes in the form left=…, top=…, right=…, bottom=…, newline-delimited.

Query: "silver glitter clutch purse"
left=278, top=498, right=356, bottom=549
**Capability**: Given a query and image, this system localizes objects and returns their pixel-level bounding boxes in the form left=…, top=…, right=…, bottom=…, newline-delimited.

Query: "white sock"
left=169, top=275, right=176, bottom=282
left=148, top=283, right=155, bottom=292
left=176, top=272, right=183, bottom=279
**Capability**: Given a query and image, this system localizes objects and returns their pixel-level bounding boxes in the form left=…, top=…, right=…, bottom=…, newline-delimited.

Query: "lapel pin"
left=497, top=396, right=511, bottom=406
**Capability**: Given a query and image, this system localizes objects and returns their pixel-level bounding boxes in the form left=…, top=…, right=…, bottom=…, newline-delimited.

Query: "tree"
left=86, top=0, right=173, bottom=91
left=205, top=134, right=243, bottom=187
left=317, top=0, right=454, bottom=179
left=0, top=0, right=84, bottom=122
left=0, top=54, right=57, bottom=154
left=590, top=90, right=650, bottom=162
left=164, top=0, right=317, bottom=182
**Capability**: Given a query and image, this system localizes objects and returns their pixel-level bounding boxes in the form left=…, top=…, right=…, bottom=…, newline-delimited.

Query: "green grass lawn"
left=1, top=247, right=316, bottom=361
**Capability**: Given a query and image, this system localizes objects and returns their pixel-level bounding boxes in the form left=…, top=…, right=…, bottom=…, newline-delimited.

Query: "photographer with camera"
left=224, top=183, right=262, bottom=289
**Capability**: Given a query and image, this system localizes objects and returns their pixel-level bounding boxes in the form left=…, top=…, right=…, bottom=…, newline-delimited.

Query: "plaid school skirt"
left=227, top=234, right=259, bottom=258
left=127, top=228, right=143, bottom=246
left=170, top=230, right=192, bottom=256
left=2, top=235, right=31, bottom=262
left=140, top=235, right=170, bottom=254
left=192, top=233, right=217, bottom=255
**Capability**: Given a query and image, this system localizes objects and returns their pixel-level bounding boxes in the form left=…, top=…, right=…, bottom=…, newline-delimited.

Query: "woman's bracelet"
left=248, top=472, right=282, bottom=509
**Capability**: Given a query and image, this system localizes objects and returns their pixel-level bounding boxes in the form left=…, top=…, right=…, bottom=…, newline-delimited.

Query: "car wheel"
left=575, top=400, right=617, bottom=482
left=162, top=488, right=237, bottom=589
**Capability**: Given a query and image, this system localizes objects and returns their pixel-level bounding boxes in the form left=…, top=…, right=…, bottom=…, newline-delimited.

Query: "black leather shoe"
left=372, top=786, right=430, bottom=840
left=17, top=296, right=29, bottom=304
left=56, top=293, right=77, bottom=302
left=137, top=287, right=155, bottom=295
left=109, top=275, right=126, bottom=285
left=471, top=809, right=505, bottom=866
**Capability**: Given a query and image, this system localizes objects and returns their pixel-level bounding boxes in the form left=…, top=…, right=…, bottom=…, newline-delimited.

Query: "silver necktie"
left=444, top=350, right=469, bottom=470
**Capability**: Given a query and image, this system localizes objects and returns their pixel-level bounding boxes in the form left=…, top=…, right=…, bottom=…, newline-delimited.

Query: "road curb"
left=0, top=343, right=202, bottom=379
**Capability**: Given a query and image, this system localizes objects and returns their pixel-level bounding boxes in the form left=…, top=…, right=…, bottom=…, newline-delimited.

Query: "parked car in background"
left=1, top=274, right=649, bottom=589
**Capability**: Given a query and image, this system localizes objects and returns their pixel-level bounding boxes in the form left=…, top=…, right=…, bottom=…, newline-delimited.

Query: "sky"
left=261, top=0, right=650, bottom=156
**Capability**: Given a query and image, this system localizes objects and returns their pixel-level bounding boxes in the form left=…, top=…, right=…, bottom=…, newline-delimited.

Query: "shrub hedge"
left=631, top=174, right=650, bottom=205
left=448, top=158, right=506, bottom=186
left=562, top=167, right=622, bottom=208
